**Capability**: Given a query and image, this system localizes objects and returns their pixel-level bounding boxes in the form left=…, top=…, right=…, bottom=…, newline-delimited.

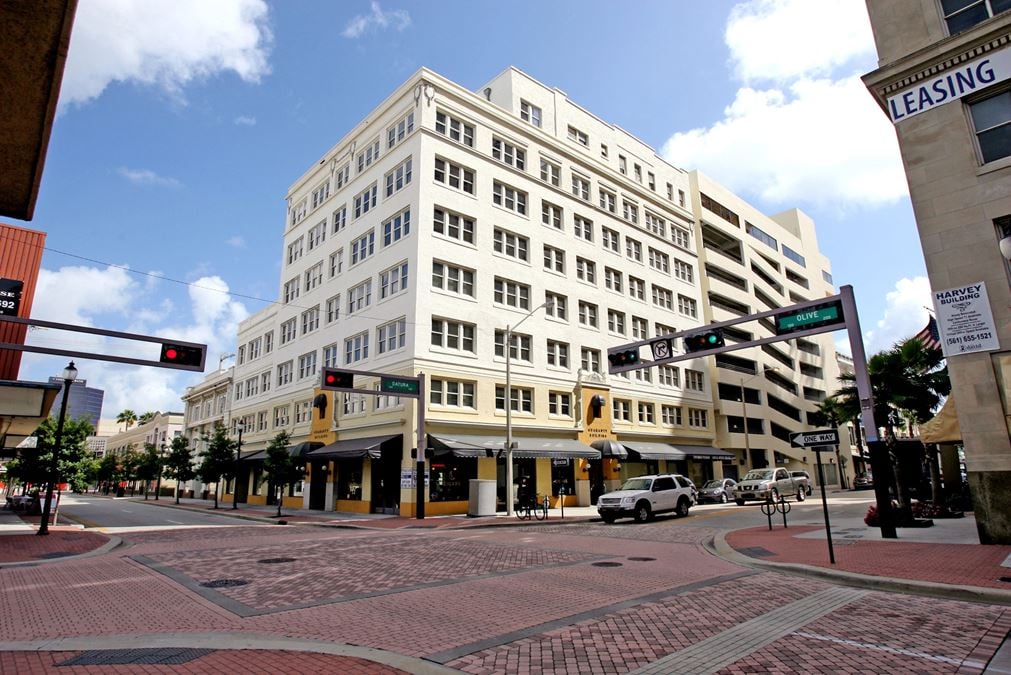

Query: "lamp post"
left=38, top=361, right=77, bottom=536
left=154, top=437, right=164, bottom=501
left=232, top=420, right=245, bottom=510
left=504, top=300, right=552, bottom=517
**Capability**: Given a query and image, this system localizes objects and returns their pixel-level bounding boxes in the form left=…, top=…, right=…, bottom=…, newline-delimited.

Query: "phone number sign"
left=934, top=281, right=1000, bottom=357
left=0, top=279, right=23, bottom=317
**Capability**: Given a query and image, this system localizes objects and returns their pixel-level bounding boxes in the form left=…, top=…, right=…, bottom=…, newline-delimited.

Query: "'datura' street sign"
left=789, top=429, right=840, bottom=448
left=775, top=299, right=845, bottom=336
left=380, top=375, right=420, bottom=395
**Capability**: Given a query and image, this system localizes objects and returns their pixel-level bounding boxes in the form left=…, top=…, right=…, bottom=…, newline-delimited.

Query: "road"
left=56, top=493, right=263, bottom=530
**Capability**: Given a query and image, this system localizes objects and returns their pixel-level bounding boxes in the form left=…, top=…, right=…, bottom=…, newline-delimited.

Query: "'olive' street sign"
left=775, top=299, right=845, bottom=336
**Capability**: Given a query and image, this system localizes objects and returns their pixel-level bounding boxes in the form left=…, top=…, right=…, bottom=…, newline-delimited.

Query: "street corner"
left=0, top=529, right=113, bottom=566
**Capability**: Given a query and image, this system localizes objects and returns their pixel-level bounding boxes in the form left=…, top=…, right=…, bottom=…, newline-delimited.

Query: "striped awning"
left=429, top=434, right=599, bottom=459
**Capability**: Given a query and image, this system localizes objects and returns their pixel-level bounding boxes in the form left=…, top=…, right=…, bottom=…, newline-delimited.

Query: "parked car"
left=697, top=478, right=737, bottom=504
left=596, top=474, right=695, bottom=523
left=854, top=473, right=874, bottom=490
left=790, top=470, right=813, bottom=496
left=733, top=468, right=805, bottom=505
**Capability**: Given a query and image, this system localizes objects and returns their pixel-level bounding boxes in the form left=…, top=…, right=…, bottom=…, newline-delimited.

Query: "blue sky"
left=16, top=0, right=929, bottom=417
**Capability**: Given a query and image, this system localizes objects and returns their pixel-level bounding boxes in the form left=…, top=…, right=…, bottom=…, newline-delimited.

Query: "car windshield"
left=743, top=470, right=774, bottom=481
left=702, top=480, right=723, bottom=489
left=620, top=478, right=653, bottom=491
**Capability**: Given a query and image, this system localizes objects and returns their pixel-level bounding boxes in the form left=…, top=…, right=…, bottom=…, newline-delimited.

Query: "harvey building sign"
left=887, top=47, right=1011, bottom=123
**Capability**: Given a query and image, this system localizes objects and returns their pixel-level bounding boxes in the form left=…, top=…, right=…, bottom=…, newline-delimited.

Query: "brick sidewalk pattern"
left=0, top=529, right=109, bottom=563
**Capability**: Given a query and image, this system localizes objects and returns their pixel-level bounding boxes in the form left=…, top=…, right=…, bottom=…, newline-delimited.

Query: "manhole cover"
left=200, top=578, right=249, bottom=588
left=58, top=648, right=213, bottom=666
left=627, top=556, right=656, bottom=562
left=257, top=557, right=296, bottom=564
left=591, top=561, right=623, bottom=568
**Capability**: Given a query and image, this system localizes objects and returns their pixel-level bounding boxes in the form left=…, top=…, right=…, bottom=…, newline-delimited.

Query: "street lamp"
left=232, top=420, right=244, bottom=510
left=504, top=300, right=552, bottom=516
left=38, top=361, right=77, bottom=536
left=154, top=435, right=165, bottom=501
left=738, top=366, right=776, bottom=470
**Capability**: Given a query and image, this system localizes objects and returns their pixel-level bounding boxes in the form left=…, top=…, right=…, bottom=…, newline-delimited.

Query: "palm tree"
left=116, top=409, right=137, bottom=431
left=138, top=411, right=157, bottom=425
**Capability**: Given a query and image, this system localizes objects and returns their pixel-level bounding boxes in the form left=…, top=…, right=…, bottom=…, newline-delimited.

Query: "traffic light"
left=683, top=328, right=725, bottom=353
left=321, top=367, right=355, bottom=390
left=607, top=348, right=640, bottom=368
left=158, top=343, right=205, bottom=369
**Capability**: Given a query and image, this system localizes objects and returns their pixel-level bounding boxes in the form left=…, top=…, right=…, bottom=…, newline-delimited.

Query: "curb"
left=0, top=535, right=123, bottom=569
left=706, top=530, right=1011, bottom=606
left=0, top=631, right=463, bottom=674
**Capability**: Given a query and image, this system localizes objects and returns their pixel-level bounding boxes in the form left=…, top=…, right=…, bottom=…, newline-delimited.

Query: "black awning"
left=677, top=444, right=735, bottom=460
left=590, top=439, right=628, bottom=459
left=429, top=434, right=600, bottom=459
left=621, top=441, right=686, bottom=461
left=306, top=434, right=401, bottom=459
left=240, top=442, right=322, bottom=462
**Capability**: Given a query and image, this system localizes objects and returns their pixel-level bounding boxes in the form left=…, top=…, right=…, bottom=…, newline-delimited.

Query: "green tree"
left=262, top=431, right=301, bottom=518
left=136, top=443, right=163, bottom=500
left=163, top=435, right=197, bottom=504
left=120, top=445, right=141, bottom=495
left=96, top=453, right=120, bottom=493
left=198, top=425, right=235, bottom=509
left=116, top=409, right=137, bottom=431
left=23, top=416, right=95, bottom=496
left=138, top=411, right=157, bottom=425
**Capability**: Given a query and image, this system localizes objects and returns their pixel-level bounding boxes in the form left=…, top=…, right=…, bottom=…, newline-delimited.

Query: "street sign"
left=649, top=338, right=672, bottom=360
left=775, top=299, right=845, bottom=336
left=790, top=429, right=840, bottom=448
left=381, top=375, right=420, bottom=395
left=0, top=278, right=23, bottom=317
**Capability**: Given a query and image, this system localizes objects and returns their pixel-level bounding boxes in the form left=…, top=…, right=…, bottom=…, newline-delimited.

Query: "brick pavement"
left=0, top=529, right=109, bottom=563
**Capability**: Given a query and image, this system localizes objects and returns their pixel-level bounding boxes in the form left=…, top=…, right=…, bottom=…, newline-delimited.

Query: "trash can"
left=468, top=479, right=496, bottom=517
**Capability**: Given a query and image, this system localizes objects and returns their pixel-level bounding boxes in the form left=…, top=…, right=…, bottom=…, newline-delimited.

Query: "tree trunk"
left=886, top=431, right=913, bottom=524
left=213, top=482, right=219, bottom=509
left=276, top=485, right=283, bottom=518
left=928, top=445, right=943, bottom=504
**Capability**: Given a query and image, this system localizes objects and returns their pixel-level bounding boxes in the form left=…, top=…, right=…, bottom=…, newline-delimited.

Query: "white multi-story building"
left=228, top=67, right=723, bottom=515
left=180, top=365, right=233, bottom=498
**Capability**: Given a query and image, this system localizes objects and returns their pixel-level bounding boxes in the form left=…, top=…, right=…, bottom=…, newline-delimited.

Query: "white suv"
left=596, top=474, right=696, bottom=523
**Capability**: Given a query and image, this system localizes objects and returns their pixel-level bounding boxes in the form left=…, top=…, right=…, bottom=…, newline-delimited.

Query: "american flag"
left=914, top=316, right=941, bottom=352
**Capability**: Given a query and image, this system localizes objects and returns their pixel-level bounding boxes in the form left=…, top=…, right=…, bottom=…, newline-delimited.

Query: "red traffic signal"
left=158, top=343, right=205, bottom=369
left=321, top=367, right=355, bottom=390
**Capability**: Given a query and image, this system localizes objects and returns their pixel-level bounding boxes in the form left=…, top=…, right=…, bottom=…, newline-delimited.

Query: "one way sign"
left=789, top=429, right=839, bottom=448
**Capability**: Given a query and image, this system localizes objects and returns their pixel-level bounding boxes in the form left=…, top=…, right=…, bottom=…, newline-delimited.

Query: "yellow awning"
left=920, top=397, right=960, bottom=444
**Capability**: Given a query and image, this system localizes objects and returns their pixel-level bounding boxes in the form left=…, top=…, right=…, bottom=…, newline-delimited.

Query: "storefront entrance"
left=370, top=448, right=401, bottom=514
left=308, top=460, right=327, bottom=510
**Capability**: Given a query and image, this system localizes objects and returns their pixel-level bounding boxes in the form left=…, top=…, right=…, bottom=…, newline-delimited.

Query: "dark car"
left=697, top=478, right=737, bottom=504
left=854, top=473, right=874, bottom=490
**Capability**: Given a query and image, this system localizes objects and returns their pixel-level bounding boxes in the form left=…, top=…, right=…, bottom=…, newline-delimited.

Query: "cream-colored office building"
left=691, top=171, right=846, bottom=487
left=104, top=411, right=184, bottom=495
left=180, top=365, right=233, bottom=498
left=864, top=2, right=1011, bottom=543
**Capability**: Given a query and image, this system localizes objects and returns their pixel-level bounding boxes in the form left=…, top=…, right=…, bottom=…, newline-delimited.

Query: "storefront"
left=304, top=434, right=402, bottom=514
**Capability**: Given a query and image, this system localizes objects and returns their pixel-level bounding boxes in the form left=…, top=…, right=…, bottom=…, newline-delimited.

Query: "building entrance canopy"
left=616, top=441, right=734, bottom=461
left=306, top=434, right=401, bottom=459
left=240, top=441, right=322, bottom=462
left=428, top=434, right=599, bottom=459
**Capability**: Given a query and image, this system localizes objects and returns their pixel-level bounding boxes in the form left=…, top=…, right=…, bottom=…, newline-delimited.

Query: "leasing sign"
left=887, top=48, right=1011, bottom=123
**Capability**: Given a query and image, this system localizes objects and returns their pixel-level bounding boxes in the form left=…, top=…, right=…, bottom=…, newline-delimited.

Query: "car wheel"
left=735, top=499, right=745, bottom=506
left=720, top=493, right=728, bottom=504
left=676, top=498, right=690, bottom=517
left=807, top=486, right=813, bottom=496
left=796, top=488, right=805, bottom=502
left=600, top=514, right=616, bottom=524
left=634, top=501, right=652, bottom=523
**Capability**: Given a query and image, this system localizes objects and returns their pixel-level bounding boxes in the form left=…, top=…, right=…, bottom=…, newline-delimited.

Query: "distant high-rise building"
left=49, top=377, right=103, bottom=427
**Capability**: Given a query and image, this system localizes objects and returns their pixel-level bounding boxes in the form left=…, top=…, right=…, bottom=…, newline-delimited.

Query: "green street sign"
left=775, top=300, right=845, bottom=336
left=381, top=376, right=420, bottom=396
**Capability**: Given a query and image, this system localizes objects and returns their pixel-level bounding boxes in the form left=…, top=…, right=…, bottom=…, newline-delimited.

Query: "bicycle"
left=516, top=493, right=549, bottom=521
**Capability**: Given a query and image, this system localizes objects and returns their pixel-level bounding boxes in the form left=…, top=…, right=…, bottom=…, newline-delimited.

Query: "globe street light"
left=38, top=361, right=77, bottom=536
left=232, top=420, right=245, bottom=510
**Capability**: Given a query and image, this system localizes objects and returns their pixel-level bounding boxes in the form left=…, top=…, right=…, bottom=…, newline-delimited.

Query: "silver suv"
left=597, top=474, right=695, bottom=523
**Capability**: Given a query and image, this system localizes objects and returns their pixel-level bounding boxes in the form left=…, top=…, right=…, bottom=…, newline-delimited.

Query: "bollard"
left=760, top=496, right=775, bottom=530
left=559, top=486, right=565, bottom=519
left=777, top=493, right=791, bottom=528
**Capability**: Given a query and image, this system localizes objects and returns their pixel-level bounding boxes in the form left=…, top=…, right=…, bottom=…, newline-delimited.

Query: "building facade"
left=0, top=223, right=45, bottom=381
left=863, top=2, right=1011, bottom=543
left=49, top=376, right=104, bottom=428
left=104, top=412, right=184, bottom=495
left=180, top=366, right=233, bottom=499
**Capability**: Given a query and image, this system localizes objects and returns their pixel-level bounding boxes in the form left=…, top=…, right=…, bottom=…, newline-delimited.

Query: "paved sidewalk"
left=0, top=508, right=115, bottom=566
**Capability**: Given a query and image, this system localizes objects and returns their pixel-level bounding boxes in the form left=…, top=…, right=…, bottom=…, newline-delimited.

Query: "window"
left=357, top=138, right=380, bottom=172
left=628, top=276, right=645, bottom=301
left=520, top=100, right=542, bottom=127
left=332, top=205, right=347, bottom=233
left=575, top=257, right=596, bottom=284
left=329, top=249, right=343, bottom=277
left=638, top=402, right=655, bottom=424
left=298, top=350, right=318, bottom=379
left=623, top=200, right=639, bottom=224
left=634, top=164, right=642, bottom=183
left=648, top=172, right=656, bottom=191
left=649, top=248, right=670, bottom=274
left=274, top=405, right=290, bottom=427
left=613, top=399, right=631, bottom=422
left=547, top=392, right=572, bottom=416
left=604, top=267, right=622, bottom=292
left=380, top=261, right=409, bottom=298
left=655, top=322, right=675, bottom=337
left=626, top=238, right=642, bottom=262
left=323, top=342, right=340, bottom=367
left=492, top=137, right=526, bottom=169
left=688, top=408, right=708, bottom=428
left=244, top=376, right=258, bottom=398
left=678, top=189, right=686, bottom=207
left=430, top=378, right=476, bottom=408
left=632, top=316, right=648, bottom=339
left=280, top=318, right=297, bottom=345
left=543, top=245, right=565, bottom=273
left=307, top=221, right=326, bottom=250
left=970, top=89, right=1011, bottom=163
left=662, top=405, right=682, bottom=425
left=335, top=163, right=350, bottom=191
left=578, top=300, right=598, bottom=328
left=311, top=180, right=330, bottom=209
left=608, top=309, right=626, bottom=334
left=351, top=231, right=375, bottom=264
left=248, top=337, right=262, bottom=360
left=685, top=369, right=705, bottom=392
left=546, top=292, right=567, bottom=320
left=343, top=393, right=366, bottom=416
left=283, top=278, right=299, bottom=303
left=377, top=318, right=406, bottom=354
left=942, top=0, right=1011, bottom=35
left=234, top=382, right=243, bottom=401
left=494, top=330, right=531, bottom=361
left=257, top=411, right=268, bottom=432
left=347, top=280, right=372, bottom=314
left=384, top=157, right=413, bottom=197
left=570, top=175, right=591, bottom=202
left=277, top=361, right=293, bottom=386
left=493, top=181, right=527, bottom=215
left=290, top=199, right=306, bottom=226
left=671, top=225, right=691, bottom=250
left=581, top=347, right=601, bottom=373
left=600, top=143, right=609, bottom=158
left=434, top=207, right=475, bottom=244
left=295, top=400, right=313, bottom=424
left=435, top=111, right=474, bottom=146
left=264, top=331, right=273, bottom=353
left=599, top=188, right=616, bottom=213
left=494, top=277, right=530, bottom=309
left=344, top=331, right=369, bottom=364
left=387, top=110, right=415, bottom=149
left=601, top=226, right=620, bottom=253
left=645, top=212, right=666, bottom=237
left=618, top=155, right=627, bottom=174
left=700, top=192, right=740, bottom=227
left=304, top=261, right=323, bottom=292
left=383, top=208, right=411, bottom=246
left=432, top=261, right=475, bottom=297
left=431, top=318, right=475, bottom=353
left=540, top=158, right=560, bottom=186
left=652, top=285, right=673, bottom=310
left=546, top=340, right=569, bottom=368
left=301, top=305, right=320, bottom=334
left=287, top=237, right=303, bottom=265
left=567, top=125, right=588, bottom=146
left=353, top=183, right=377, bottom=218
left=574, top=214, right=593, bottom=241
left=434, top=157, right=475, bottom=194
left=746, top=221, right=779, bottom=250
left=658, top=365, right=680, bottom=387
left=673, top=259, right=694, bottom=283
left=669, top=294, right=696, bottom=320
left=541, top=201, right=562, bottom=229
left=494, top=228, right=529, bottom=261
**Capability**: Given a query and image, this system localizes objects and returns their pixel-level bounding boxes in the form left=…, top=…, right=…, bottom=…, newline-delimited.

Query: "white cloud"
left=61, top=0, right=272, bottom=106
left=865, top=276, right=934, bottom=352
left=661, top=0, right=906, bottom=208
left=118, top=167, right=182, bottom=188
left=341, top=1, right=411, bottom=39
left=225, top=235, right=246, bottom=248
left=234, top=115, right=257, bottom=126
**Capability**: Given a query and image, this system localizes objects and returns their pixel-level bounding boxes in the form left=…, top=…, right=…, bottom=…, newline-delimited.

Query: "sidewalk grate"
left=257, top=557, right=296, bottom=564
left=591, top=561, right=623, bottom=567
left=200, top=578, right=249, bottom=588
left=58, top=648, right=213, bottom=666
left=736, top=546, right=776, bottom=558
left=627, top=556, right=656, bottom=561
